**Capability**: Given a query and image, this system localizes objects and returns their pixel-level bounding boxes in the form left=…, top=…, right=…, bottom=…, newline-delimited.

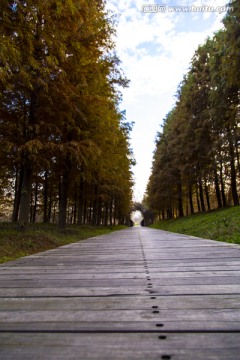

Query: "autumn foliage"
left=0, top=1, right=134, bottom=228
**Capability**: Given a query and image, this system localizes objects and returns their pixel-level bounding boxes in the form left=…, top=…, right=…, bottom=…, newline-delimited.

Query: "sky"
left=106, top=0, right=229, bottom=202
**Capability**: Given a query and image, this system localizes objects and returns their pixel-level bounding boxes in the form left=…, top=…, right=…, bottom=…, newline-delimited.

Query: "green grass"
left=150, top=206, right=240, bottom=245
left=0, top=223, right=127, bottom=264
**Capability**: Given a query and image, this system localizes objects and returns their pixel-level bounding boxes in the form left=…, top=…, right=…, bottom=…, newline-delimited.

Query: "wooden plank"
left=2, top=264, right=240, bottom=272
left=0, top=276, right=240, bottom=288
left=1, top=308, right=240, bottom=323
left=0, top=279, right=147, bottom=287
left=149, top=284, right=240, bottom=295
left=1, top=320, right=240, bottom=332
left=10, top=252, right=239, bottom=262
left=150, top=271, right=240, bottom=277
left=0, top=287, right=146, bottom=297
left=1, top=285, right=240, bottom=297
left=0, top=333, right=240, bottom=359
left=0, top=273, right=148, bottom=280
left=0, top=267, right=147, bottom=274
left=1, top=294, right=240, bottom=310
left=1, top=227, right=240, bottom=359
left=147, top=277, right=240, bottom=285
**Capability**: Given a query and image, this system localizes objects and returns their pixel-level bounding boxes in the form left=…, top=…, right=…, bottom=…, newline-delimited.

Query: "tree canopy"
left=146, top=0, right=240, bottom=219
left=0, top=1, right=134, bottom=228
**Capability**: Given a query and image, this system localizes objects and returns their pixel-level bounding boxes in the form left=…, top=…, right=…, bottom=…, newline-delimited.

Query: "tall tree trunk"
left=52, top=201, right=56, bottom=223
left=18, top=164, right=33, bottom=227
left=73, top=191, right=77, bottom=224
left=177, top=170, right=184, bottom=217
left=91, top=184, right=98, bottom=226
left=104, top=203, right=109, bottom=226
left=188, top=185, right=194, bottom=214
left=214, top=168, right=222, bottom=209
left=113, top=200, right=117, bottom=225
left=198, top=178, right=206, bottom=212
left=196, top=187, right=201, bottom=213
left=219, top=160, right=227, bottom=207
left=185, top=203, right=188, bottom=216
left=234, top=131, right=240, bottom=176
left=109, top=199, right=113, bottom=226
left=167, top=199, right=173, bottom=219
left=204, top=178, right=211, bottom=211
left=161, top=210, right=165, bottom=220
left=30, top=189, right=34, bottom=223
left=58, top=169, right=69, bottom=230
left=228, top=137, right=239, bottom=205
left=48, top=186, right=52, bottom=223
left=12, top=166, right=24, bottom=222
left=32, top=180, right=38, bottom=223
left=83, top=200, right=87, bottom=225
left=88, top=201, right=92, bottom=224
left=97, top=197, right=102, bottom=226
left=43, top=171, right=49, bottom=223
left=77, top=179, right=84, bottom=225
left=69, top=205, right=75, bottom=224
left=77, top=196, right=83, bottom=225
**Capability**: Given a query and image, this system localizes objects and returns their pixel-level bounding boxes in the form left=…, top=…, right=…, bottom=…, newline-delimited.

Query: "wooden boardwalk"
left=1, top=226, right=240, bottom=359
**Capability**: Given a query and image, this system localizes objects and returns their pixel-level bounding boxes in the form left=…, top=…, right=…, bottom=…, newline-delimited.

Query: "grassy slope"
left=0, top=223, right=127, bottom=264
left=150, top=205, right=240, bottom=245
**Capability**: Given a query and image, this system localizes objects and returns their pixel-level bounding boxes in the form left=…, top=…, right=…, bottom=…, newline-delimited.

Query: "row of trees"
left=146, top=0, right=240, bottom=219
left=0, top=1, right=134, bottom=228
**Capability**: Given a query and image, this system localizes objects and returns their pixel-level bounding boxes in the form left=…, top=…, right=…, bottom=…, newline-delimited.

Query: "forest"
left=146, top=0, right=240, bottom=220
left=0, top=1, right=134, bottom=229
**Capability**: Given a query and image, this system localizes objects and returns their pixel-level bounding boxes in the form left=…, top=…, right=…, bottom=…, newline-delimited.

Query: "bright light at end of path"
left=130, top=211, right=143, bottom=225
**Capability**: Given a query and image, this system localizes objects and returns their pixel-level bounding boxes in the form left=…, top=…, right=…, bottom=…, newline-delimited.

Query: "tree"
left=146, top=18, right=240, bottom=217
left=0, top=1, right=133, bottom=229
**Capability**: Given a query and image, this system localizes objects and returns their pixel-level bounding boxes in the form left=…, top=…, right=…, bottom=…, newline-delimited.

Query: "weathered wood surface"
left=1, top=227, right=240, bottom=359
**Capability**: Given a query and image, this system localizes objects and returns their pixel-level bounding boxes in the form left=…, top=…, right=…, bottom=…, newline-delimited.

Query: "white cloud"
left=106, top=0, right=228, bottom=198
left=108, top=1, right=226, bottom=102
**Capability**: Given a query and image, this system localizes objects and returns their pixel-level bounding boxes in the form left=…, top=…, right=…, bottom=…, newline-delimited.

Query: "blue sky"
left=106, top=0, right=228, bottom=201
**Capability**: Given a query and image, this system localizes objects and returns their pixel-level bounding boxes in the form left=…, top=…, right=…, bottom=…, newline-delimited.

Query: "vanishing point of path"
left=0, top=227, right=240, bottom=359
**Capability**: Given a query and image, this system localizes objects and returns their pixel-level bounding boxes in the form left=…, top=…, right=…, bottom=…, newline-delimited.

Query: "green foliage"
left=151, top=206, right=240, bottom=245
left=146, top=0, right=240, bottom=218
